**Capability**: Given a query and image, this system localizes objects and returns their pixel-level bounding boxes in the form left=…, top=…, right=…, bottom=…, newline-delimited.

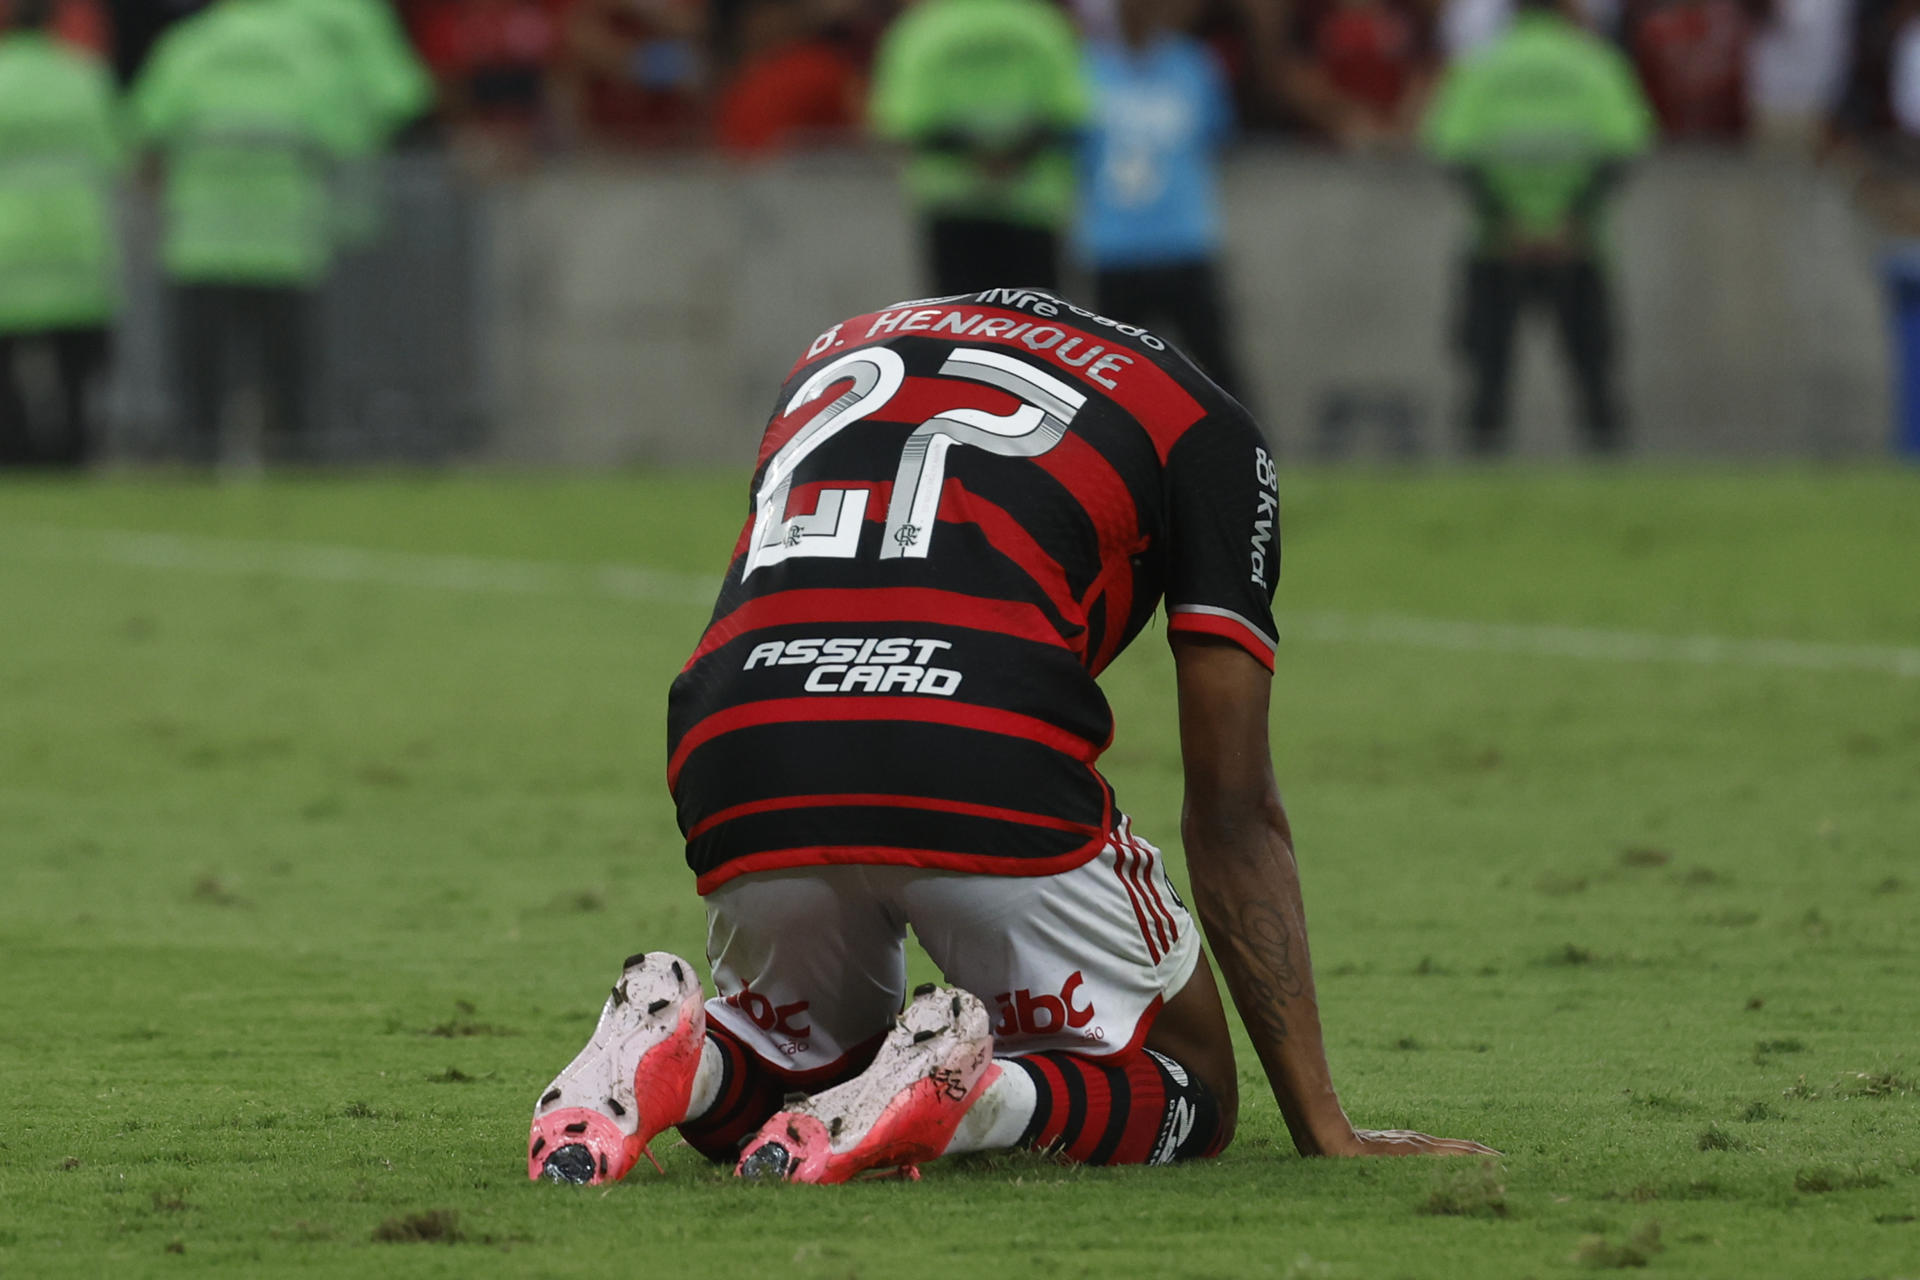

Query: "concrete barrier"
left=480, top=145, right=1892, bottom=464
left=106, top=151, right=487, bottom=462
left=99, top=146, right=1894, bottom=464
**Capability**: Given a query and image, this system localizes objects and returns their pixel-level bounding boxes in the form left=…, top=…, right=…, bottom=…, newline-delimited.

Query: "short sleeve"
left=82, top=62, right=127, bottom=172
left=867, top=10, right=927, bottom=139
left=1596, top=46, right=1656, bottom=156
left=1162, top=409, right=1280, bottom=670
left=1040, top=7, right=1093, bottom=127
left=299, top=38, right=366, bottom=158
left=1421, top=60, right=1477, bottom=163
left=353, top=0, right=435, bottom=131
left=128, top=28, right=189, bottom=144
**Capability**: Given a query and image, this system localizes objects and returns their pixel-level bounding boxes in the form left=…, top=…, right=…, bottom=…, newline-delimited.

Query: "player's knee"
left=1205, top=1069, right=1239, bottom=1153
left=1207, top=1102, right=1237, bottom=1159
left=1016, top=1048, right=1229, bottom=1166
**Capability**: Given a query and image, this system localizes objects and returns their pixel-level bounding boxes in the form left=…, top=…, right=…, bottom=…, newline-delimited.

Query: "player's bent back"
left=668, top=287, right=1281, bottom=896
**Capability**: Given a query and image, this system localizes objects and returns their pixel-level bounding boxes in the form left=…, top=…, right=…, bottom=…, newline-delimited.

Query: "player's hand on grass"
left=1329, top=1129, right=1500, bottom=1158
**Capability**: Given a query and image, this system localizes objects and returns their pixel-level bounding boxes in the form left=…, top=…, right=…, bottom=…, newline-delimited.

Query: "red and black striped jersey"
left=668, top=288, right=1281, bottom=894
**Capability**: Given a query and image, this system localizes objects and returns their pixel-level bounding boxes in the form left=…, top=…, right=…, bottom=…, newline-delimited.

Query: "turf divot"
left=1695, top=1124, right=1747, bottom=1152
left=187, top=874, right=247, bottom=907
left=1793, top=1165, right=1890, bottom=1194
left=1572, top=1220, right=1662, bottom=1269
left=1782, top=1070, right=1917, bottom=1101
left=149, top=1187, right=191, bottom=1213
left=1417, top=1161, right=1508, bottom=1218
left=425, top=1000, right=519, bottom=1038
left=370, top=1209, right=464, bottom=1244
left=1751, top=1037, right=1806, bottom=1063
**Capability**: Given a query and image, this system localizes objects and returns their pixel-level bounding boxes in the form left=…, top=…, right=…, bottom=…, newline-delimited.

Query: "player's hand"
left=1328, top=1128, right=1501, bottom=1157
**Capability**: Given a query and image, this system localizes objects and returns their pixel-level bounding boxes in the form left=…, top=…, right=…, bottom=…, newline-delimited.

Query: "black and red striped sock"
left=675, top=1023, right=787, bottom=1163
left=1007, top=1048, right=1225, bottom=1165
left=675, top=1023, right=888, bottom=1163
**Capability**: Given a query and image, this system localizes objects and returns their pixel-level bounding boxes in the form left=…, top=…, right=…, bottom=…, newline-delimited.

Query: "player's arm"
left=1172, top=634, right=1497, bottom=1158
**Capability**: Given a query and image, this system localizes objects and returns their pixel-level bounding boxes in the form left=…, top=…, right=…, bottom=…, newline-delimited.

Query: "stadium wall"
left=108, top=152, right=489, bottom=462
left=103, top=149, right=1894, bottom=464
left=483, top=148, right=1891, bottom=464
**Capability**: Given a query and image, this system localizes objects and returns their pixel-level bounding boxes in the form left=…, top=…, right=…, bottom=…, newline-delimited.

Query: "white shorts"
left=702, top=816, right=1200, bottom=1077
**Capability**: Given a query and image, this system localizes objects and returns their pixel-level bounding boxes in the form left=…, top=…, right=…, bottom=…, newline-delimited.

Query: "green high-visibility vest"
left=278, top=0, right=434, bottom=247
left=0, top=33, right=124, bottom=332
left=869, top=0, right=1091, bottom=229
left=1423, top=13, right=1654, bottom=249
left=130, top=0, right=359, bottom=286
left=279, top=0, right=432, bottom=151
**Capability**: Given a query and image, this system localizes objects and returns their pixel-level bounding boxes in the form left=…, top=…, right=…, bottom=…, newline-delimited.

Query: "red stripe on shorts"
left=1109, top=838, right=1162, bottom=965
left=1115, top=821, right=1164, bottom=955
left=1121, top=840, right=1167, bottom=959
left=1126, top=824, right=1178, bottom=954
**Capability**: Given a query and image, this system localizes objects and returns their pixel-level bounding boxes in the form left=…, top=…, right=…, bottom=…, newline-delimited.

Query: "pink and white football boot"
left=527, top=951, right=705, bottom=1184
left=735, top=983, right=1000, bottom=1184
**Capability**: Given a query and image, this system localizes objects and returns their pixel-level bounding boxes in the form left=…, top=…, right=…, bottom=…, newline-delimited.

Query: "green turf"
left=1, top=467, right=1916, bottom=1279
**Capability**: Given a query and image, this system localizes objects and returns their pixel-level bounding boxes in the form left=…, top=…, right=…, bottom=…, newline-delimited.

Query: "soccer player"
left=527, top=288, right=1497, bottom=1184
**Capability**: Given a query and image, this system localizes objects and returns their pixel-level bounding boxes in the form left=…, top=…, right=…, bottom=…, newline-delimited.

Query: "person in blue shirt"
left=1077, top=0, right=1246, bottom=402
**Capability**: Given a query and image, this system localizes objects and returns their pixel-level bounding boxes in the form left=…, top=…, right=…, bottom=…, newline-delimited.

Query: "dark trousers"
left=0, top=328, right=109, bottom=467
left=925, top=217, right=1061, bottom=297
left=171, top=283, right=316, bottom=463
left=1093, top=259, right=1248, bottom=404
left=1457, top=255, right=1622, bottom=454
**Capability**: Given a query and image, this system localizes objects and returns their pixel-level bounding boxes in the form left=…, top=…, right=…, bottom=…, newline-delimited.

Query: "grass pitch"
left=1, top=467, right=1916, bottom=1279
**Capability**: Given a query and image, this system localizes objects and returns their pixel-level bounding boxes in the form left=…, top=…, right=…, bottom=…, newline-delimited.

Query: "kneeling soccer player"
left=527, top=288, right=1497, bottom=1184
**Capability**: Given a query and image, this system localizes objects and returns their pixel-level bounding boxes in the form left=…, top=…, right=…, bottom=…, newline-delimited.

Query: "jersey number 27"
left=743, top=345, right=1086, bottom=579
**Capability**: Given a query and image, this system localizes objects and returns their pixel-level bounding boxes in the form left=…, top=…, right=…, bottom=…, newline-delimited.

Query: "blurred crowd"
left=5, top=1, right=1920, bottom=156
left=1, top=0, right=430, bottom=466
left=303, top=0, right=1920, bottom=158
left=8, top=0, right=1920, bottom=469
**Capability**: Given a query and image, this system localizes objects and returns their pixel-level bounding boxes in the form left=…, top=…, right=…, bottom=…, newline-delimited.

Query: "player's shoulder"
left=986, top=289, right=1256, bottom=457
left=789, top=287, right=1244, bottom=452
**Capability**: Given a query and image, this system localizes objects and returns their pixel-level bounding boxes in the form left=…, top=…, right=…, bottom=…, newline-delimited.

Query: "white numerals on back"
left=743, top=345, right=1081, bottom=578
left=744, top=347, right=906, bottom=578
left=880, top=348, right=1084, bottom=559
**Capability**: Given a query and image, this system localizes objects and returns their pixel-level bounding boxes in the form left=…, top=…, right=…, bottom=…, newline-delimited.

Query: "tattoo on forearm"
left=1234, top=899, right=1307, bottom=1044
left=1242, top=900, right=1307, bottom=997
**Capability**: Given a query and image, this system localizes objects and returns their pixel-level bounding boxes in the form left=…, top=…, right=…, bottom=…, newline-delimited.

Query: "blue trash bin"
left=1883, top=247, right=1920, bottom=458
